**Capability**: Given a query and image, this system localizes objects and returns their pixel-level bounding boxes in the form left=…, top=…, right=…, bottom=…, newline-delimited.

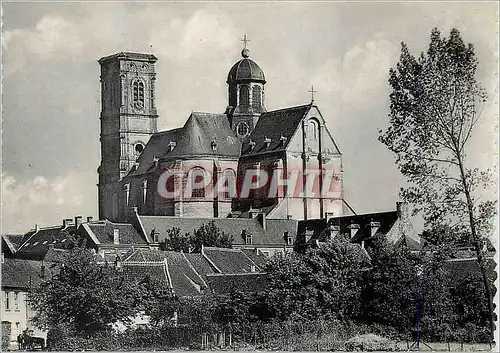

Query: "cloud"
left=1, top=171, right=97, bottom=233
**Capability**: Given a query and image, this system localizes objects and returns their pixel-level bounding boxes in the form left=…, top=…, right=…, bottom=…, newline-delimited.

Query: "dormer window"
left=243, top=230, right=253, bottom=245
left=285, top=232, right=293, bottom=246
left=264, top=136, right=271, bottom=148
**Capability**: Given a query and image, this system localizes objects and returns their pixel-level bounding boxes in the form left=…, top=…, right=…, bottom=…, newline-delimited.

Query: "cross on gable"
left=308, top=85, right=317, bottom=103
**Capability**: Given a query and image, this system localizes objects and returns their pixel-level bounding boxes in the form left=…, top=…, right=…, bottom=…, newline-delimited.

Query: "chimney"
left=325, top=212, right=334, bottom=223
left=87, top=216, right=94, bottom=223
left=34, top=224, right=39, bottom=233
left=74, top=216, right=83, bottom=229
left=257, top=212, right=266, bottom=230
left=328, top=225, right=340, bottom=240
left=63, top=218, right=73, bottom=228
left=348, top=223, right=360, bottom=239
left=113, top=229, right=120, bottom=245
left=370, top=221, right=381, bottom=237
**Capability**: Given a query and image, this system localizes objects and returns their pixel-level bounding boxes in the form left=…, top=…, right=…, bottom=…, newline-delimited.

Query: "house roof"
left=1, top=258, right=44, bottom=289
left=206, top=273, right=268, bottom=295
left=84, top=221, right=147, bottom=245
left=164, top=251, right=207, bottom=297
left=240, top=248, right=268, bottom=268
left=15, top=225, right=76, bottom=260
left=2, top=234, right=24, bottom=255
left=241, top=104, right=311, bottom=156
left=137, top=214, right=297, bottom=247
left=182, top=252, right=216, bottom=283
left=122, top=262, right=169, bottom=285
left=202, top=247, right=262, bottom=273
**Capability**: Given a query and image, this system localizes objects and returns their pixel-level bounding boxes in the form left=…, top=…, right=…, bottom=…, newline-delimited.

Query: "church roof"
left=128, top=112, right=240, bottom=177
left=165, top=112, right=240, bottom=159
left=227, top=58, right=266, bottom=83
left=241, top=104, right=312, bottom=156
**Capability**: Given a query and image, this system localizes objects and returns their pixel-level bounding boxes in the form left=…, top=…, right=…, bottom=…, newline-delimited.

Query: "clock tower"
left=98, top=52, right=158, bottom=221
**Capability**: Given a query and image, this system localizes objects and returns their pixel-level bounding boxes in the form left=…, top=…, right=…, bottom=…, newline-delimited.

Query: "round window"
left=135, top=143, right=144, bottom=154
left=236, top=122, right=250, bottom=137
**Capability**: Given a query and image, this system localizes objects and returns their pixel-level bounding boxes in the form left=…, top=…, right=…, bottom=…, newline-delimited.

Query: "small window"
left=14, top=292, right=19, bottom=311
left=5, top=292, right=10, bottom=311
left=245, top=233, right=253, bottom=245
left=135, top=143, right=144, bottom=154
left=285, top=232, right=294, bottom=246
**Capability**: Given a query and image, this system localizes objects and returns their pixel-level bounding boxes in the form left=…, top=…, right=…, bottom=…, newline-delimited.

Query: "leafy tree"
left=190, top=221, right=233, bottom=252
left=159, top=227, right=191, bottom=252
left=378, top=28, right=496, bottom=336
left=361, top=237, right=418, bottom=333
left=30, top=246, right=139, bottom=335
left=134, top=275, right=177, bottom=326
left=265, top=236, right=368, bottom=321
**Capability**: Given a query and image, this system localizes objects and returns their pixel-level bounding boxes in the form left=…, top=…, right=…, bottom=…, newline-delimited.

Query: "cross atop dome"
left=240, top=34, right=250, bottom=58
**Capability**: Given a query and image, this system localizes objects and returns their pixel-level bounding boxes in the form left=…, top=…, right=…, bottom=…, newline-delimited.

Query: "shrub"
left=1, top=321, right=11, bottom=351
left=344, top=333, right=395, bottom=352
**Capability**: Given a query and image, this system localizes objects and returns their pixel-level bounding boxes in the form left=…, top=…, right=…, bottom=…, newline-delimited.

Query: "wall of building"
left=1, top=290, right=46, bottom=344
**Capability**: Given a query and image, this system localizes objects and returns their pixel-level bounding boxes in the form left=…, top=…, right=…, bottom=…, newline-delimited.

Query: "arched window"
left=189, top=168, right=206, bottom=198
left=222, top=169, right=236, bottom=199
left=132, top=80, right=145, bottom=108
left=308, top=120, right=318, bottom=140
left=252, top=86, right=262, bottom=108
left=239, top=85, right=250, bottom=106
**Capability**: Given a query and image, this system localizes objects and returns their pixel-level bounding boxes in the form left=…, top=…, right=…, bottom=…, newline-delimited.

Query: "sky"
left=1, top=1, right=498, bottom=234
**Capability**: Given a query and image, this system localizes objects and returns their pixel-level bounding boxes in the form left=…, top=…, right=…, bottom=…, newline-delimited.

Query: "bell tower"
left=226, top=35, right=266, bottom=140
left=98, top=52, right=158, bottom=221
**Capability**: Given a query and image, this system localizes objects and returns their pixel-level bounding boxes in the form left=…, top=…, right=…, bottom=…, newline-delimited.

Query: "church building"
left=97, top=39, right=346, bottom=222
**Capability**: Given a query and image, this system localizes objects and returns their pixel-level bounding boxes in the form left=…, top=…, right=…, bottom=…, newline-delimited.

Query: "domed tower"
left=226, top=36, right=266, bottom=140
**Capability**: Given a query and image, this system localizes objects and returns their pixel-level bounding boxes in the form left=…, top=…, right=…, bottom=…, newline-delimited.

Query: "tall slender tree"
left=379, top=28, right=496, bottom=336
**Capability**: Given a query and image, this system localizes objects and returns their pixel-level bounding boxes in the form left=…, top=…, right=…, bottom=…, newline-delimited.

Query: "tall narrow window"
left=5, top=292, right=10, bottom=311
left=132, top=80, right=145, bottom=108
left=308, top=120, right=318, bottom=140
left=189, top=168, right=206, bottom=198
left=222, top=169, right=236, bottom=199
left=252, top=86, right=262, bottom=108
left=14, top=292, right=19, bottom=311
left=239, top=85, right=250, bottom=106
